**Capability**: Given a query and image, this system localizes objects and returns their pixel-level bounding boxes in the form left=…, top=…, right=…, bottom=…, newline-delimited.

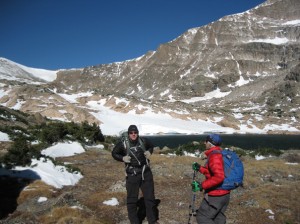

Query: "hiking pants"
left=126, top=168, right=157, bottom=224
left=196, top=194, right=230, bottom=224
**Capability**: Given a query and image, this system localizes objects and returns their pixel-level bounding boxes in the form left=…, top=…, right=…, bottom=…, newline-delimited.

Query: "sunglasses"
left=129, top=131, right=138, bottom=134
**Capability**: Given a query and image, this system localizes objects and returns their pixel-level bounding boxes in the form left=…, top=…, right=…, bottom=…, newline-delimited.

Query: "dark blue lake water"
left=144, top=134, right=300, bottom=150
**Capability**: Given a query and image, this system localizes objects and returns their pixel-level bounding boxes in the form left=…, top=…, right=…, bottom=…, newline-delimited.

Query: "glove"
left=122, top=155, right=131, bottom=163
left=192, top=162, right=201, bottom=171
left=144, top=151, right=151, bottom=159
left=191, top=180, right=203, bottom=192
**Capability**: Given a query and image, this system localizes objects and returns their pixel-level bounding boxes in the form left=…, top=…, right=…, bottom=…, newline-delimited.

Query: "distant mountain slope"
left=0, top=58, right=57, bottom=83
left=0, top=0, right=299, bottom=135
left=52, top=0, right=300, bottom=100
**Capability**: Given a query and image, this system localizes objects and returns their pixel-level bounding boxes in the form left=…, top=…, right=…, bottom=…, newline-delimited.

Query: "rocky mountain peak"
left=0, top=0, right=299, bottom=135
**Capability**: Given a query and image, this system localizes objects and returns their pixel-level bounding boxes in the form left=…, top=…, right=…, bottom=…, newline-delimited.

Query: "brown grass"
left=229, top=157, right=300, bottom=224
left=17, top=180, right=57, bottom=204
left=6, top=149, right=300, bottom=224
left=39, top=206, right=105, bottom=224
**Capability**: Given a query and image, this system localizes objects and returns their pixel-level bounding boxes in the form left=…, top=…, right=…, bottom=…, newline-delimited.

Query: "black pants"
left=196, top=194, right=230, bottom=224
left=126, top=168, right=157, bottom=224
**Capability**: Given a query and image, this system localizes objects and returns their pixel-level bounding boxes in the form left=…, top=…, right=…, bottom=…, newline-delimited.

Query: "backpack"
left=210, top=148, right=244, bottom=190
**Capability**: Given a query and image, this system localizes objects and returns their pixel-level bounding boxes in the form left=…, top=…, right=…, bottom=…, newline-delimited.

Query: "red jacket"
left=199, top=146, right=230, bottom=196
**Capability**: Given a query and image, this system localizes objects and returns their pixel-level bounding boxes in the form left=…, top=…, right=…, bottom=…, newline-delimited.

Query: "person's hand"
left=199, top=152, right=207, bottom=160
left=192, top=162, right=201, bottom=171
left=191, top=180, right=203, bottom=192
left=123, top=155, right=131, bottom=163
left=144, top=151, right=151, bottom=159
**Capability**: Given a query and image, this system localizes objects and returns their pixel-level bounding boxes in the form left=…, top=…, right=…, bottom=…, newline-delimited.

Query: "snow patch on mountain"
left=245, top=37, right=290, bottom=45
left=181, top=88, right=231, bottom=103
left=0, top=57, right=57, bottom=82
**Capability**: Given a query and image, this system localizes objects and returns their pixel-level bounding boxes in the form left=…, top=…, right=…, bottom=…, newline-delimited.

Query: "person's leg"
left=213, top=212, right=226, bottom=224
left=196, top=198, right=217, bottom=224
left=126, top=175, right=141, bottom=224
left=140, top=170, right=157, bottom=224
left=212, top=194, right=230, bottom=224
left=137, top=197, right=146, bottom=224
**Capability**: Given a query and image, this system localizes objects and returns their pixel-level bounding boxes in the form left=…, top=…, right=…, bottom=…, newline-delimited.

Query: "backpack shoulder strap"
left=121, top=131, right=130, bottom=155
left=209, top=149, right=222, bottom=157
left=121, top=131, right=146, bottom=154
left=210, top=149, right=221, bottom=154
left=138, top=137, right=146, bottom=152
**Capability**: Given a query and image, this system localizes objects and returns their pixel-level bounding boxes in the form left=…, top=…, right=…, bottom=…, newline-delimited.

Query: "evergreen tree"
left=2, top=137, right=32, bottom=168
left=40, top=122, right=67, bottom=144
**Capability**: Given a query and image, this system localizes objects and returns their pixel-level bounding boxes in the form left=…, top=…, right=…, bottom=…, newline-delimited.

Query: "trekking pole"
left=188, top=170, right=197, bottom=224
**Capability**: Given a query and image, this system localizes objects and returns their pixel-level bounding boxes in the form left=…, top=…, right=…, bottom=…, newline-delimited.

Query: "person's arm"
left=112, top=141, right=126, bottom=162
left=142, top=137, right=154, bottom=160
left=201, top=153, right=225, bottom=190
left=199, top=165, right=210, bottom=175
left=144, top=137, right=154, bottom=154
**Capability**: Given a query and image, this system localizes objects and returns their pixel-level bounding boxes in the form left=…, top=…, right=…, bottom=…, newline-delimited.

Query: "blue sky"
left=1, top=0, right=265, bottom=70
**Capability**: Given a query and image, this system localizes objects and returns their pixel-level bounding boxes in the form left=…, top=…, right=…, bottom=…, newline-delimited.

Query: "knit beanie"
left=128, top=125, right=139, bottom=133
left=206, top=134, right=222, bottom=146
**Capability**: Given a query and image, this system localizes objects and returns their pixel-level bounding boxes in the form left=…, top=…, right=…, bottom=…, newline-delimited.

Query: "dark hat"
left=128, top=125, right=139, bottom=133
left=206, top=134, right=222, bottom=146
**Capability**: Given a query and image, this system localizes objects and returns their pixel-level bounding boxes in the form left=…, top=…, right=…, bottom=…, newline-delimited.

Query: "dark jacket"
left=112, top=136, right=154, bottom=168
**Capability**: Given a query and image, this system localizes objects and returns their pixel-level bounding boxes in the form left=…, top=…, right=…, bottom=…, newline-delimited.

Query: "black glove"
left=192, top=162, right=201, bottom=171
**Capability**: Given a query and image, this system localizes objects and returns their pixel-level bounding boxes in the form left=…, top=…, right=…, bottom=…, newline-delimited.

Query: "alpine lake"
left=144, top=134, right=300, bottom=150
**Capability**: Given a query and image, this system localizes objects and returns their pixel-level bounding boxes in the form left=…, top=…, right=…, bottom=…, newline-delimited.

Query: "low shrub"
left=174, top=141, right=205, bottom=156
left=256, top=147, right=283, bottom=157
left=284, top=153, right=300, bottom=163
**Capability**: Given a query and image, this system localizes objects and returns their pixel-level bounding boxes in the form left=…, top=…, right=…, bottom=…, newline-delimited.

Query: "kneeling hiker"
left=112, top=125, right=159, bottom=224
left=192, top=134, right=231, bottom=224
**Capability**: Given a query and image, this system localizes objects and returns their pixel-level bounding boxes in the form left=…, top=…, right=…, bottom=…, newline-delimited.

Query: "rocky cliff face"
left=0, top=0, right=300, bottom=134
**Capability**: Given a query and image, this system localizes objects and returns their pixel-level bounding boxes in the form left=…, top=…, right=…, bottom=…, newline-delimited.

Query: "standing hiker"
left=112, top=125, right=159, bottom=224
left=192, top=134, right=230, bottom=224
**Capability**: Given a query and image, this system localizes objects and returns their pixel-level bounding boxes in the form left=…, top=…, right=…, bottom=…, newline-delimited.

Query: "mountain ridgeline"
left=0, top=0, right=299, bottom=134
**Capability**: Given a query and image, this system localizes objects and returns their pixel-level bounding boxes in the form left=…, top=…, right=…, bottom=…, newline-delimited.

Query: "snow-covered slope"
left=0, top=57, right=57, bottom=83
left=0, top=0, right=299, bottom=135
